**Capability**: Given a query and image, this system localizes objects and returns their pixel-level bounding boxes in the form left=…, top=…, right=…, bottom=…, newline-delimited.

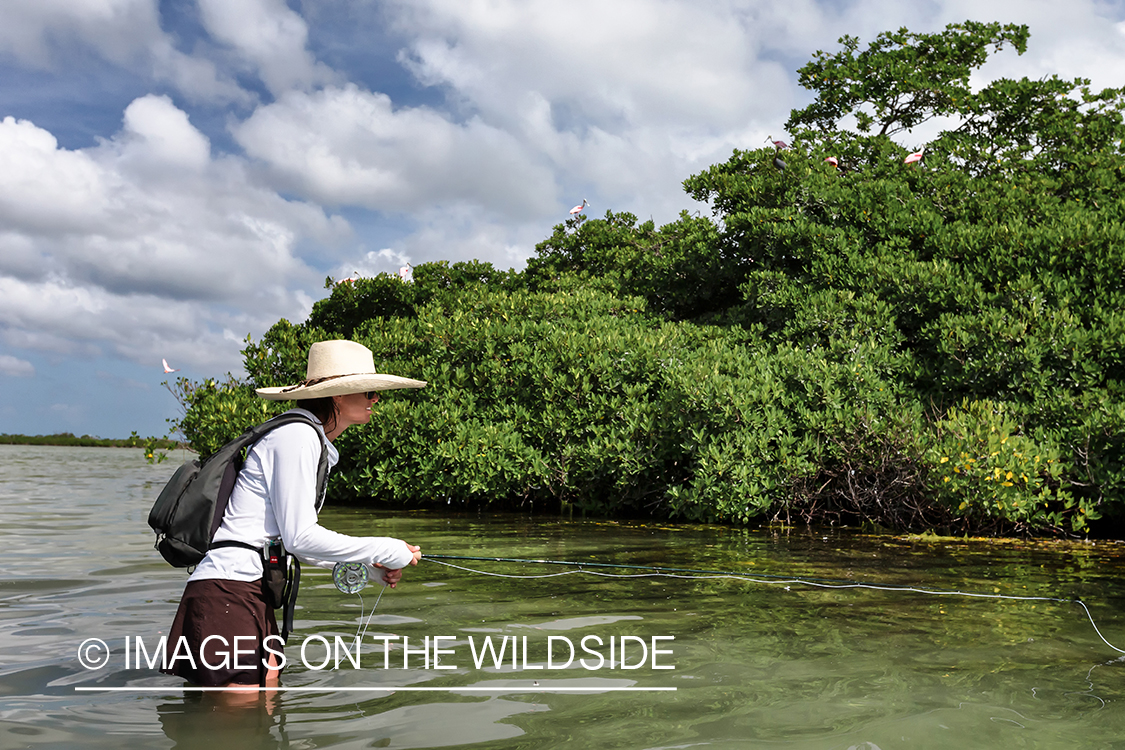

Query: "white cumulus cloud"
left=197, top=0, right=335, bottom=95
left=0, top=354, right=35, bottom=377
left=233, top=84, right=558, bottom=218
left=0, top=0, right=248, bottom=104
left=0, top=95, right=352, bottom=374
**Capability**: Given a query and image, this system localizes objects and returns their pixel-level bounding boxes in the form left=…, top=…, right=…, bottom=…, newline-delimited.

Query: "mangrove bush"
left=172, top=22, right=1124, bottom=536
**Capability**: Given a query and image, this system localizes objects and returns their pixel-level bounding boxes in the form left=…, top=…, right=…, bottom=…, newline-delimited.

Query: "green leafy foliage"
left=678, top=21, right=1125, bottom=532
left=309, top=261, right=523, bottom=337
left=926, top=400, right=1078, bottom=532
left=789, top=21, right=1029, bottom=137
left=336, top=285, right=695, bottom=512
left=170, top=22, right=1125, bottom=536
left=175, top=375, right=285, bottom=458
left=527, top=211, right=735, bottom=320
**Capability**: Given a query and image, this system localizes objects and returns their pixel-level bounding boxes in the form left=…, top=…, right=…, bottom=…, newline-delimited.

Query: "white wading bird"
left=570, top=199, right=589, bottom=215
left=162, top=358, right=180, bottom=373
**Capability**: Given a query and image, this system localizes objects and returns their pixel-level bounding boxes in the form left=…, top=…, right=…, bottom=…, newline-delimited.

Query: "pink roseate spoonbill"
left=825, top=156, right=839, bottom=167
left=398, top=264, right=413, bottom=283
left=904, top=148, right=925, bottom=165
left=570, top=199, right=589, bottom=215
left=766, top=135, right=790, bottom=150
left=335, top=270, right=361, bottom=287
left=162, top=358, right=180, bottom=373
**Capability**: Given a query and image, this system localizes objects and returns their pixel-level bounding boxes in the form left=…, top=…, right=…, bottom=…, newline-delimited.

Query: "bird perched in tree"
left=398, top=264, right=413, bottom=283
left=162, top=358, right=179, bottom=373
left=904, top=148, right=925, bottom=164
left=773, top=156, right=787, bottom=171
left=570, top=199, right=589, bottom=215
left=766, top=135, right=790, bottom=150
left=824, top=156, right=839, bottom=167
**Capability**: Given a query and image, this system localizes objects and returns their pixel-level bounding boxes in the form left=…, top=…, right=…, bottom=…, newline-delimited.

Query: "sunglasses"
left=364, top=391, right=379, bottom=400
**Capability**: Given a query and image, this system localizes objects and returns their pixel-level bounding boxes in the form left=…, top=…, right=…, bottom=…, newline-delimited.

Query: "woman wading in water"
left=163, top=340, right=424, bottom=688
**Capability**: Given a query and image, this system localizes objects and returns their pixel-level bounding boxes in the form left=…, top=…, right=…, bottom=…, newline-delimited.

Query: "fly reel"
left=332, top=561, right=369, bottom=594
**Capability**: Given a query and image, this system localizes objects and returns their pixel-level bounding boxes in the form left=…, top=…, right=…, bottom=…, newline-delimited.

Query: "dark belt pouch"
left=262, top=539, right=301, bottom=643
left=262, top=540, right=289, bottom=609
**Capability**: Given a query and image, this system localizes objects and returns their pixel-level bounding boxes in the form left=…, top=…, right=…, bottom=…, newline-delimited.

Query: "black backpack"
left=148, top=412, right=329, bottom=568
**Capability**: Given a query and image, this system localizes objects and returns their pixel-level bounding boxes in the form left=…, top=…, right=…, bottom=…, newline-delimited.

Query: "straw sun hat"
left=255, top=340, right=426, bottom=400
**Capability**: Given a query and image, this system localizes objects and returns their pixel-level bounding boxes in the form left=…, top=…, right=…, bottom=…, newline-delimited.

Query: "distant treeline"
left=0, top=433, right=181, bottom=449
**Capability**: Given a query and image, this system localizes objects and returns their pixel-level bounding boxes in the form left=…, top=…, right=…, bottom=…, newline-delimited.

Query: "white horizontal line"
left=75, top=686, right=676, bottom=693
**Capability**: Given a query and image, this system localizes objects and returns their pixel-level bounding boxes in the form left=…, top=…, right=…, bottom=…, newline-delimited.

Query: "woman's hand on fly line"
left=377, top=544, right=421, bottom=588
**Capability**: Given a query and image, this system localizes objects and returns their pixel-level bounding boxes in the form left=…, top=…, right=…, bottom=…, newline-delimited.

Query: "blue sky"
left=2, top=0, right=1125, bottom=439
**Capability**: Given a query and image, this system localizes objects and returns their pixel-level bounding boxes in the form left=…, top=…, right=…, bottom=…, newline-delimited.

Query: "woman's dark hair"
left=296, top=396, right=338, bottom=433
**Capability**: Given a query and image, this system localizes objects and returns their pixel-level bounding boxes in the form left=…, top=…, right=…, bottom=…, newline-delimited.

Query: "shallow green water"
left=1, top=444, right=1123, bottom=749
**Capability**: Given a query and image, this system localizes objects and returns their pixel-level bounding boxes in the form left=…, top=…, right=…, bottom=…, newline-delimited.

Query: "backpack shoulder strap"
left=204, top=420, right=291, bottom=542
left=253, top=411, right=330, bottom=511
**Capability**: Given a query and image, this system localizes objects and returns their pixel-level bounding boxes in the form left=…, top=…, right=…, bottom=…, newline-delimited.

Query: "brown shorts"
left=162, top=578, right=280, bottom=687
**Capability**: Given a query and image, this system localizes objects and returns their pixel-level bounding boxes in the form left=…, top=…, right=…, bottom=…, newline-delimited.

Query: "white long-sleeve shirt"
left=189, top=409, right=414, bottom=584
